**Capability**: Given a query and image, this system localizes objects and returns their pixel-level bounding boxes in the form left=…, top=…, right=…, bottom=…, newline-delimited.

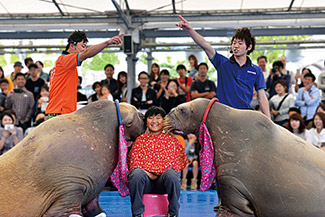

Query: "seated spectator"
left=127, top=106, right=188, bottom=217
left=306, top=112, right=325, bottom=147
left=131, top=71, right=157, bottom=113
left=294, top=67, right=311, bottom=93
left=99, top=84, right=113, bottom=101
left=295, top=72, right=320, bottom=126
left=190, top=63, right=216, bottom=100
left=188, top=54, right=199, bottom=80
left=77, top=76, right=87, bottom=102
left=266, top=60, right=291, bottom=99
left=24, top=111, right=45, bottom=137
left=160, top=79, right=186, bottom=114
left=306, top=104, right=325, bottom=129
left=149, top=63, right=160, bottom=87
left=287, top=113, right=309, bottom=140
left=181, top=134, right=200, bottom=191
left=0, top=66, right=14, bottom=92
left=154, top=69, right=170, bottom=106
left=117, top=71, right=128, bottom=102
left=88, top=81, right=102, bottom=103
left=176, top=64, right=193, bottom=102
left=36, top=85, right=49, bottom=113
left=0, top=79, right=8, bottom=116
left=269, top=80, right=295, bottom=126
left=0, top=111, right=23, bottom=155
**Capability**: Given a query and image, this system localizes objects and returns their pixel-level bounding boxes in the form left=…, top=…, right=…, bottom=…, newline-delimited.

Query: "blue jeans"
left=127, top=168, right=181, bottom=216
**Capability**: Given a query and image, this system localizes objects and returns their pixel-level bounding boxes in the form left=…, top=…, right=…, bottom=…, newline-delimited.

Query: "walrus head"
left=119, top=102, right=145, bottom=146
left=165, top=98, right=210, bottom=136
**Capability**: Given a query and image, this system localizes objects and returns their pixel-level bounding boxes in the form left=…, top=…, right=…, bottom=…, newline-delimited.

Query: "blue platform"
left=99, top=190, right=219, bottom=217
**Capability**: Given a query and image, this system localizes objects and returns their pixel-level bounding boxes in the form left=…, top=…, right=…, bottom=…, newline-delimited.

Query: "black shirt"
left=190, top=79, right=216, bottom=95
left=25, top=78, right=45, bottom=101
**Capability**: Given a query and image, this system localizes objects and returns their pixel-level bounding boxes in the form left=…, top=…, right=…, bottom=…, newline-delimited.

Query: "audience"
left=77, top=76, right=87, bottom=102
left=294, top=67, right=311, bottom=93
left=117, top=71, right=128, bottom=102
left=0, top=66, right=14, bottom=92
left=24, top=111, right=45, bottom=137
left=35, top=61, right=50, bottom=82
left=10, top=61, right=23, bottom=83
left=36, top=85, right=49, bottom=113
left=306, top=112, right=325, bottom=148
left=25, top=63, right=45, bottom=101
left=176, top=64, right=193, bottom=102
left=188, top=54, right=199, bottom=80
left=257, top=55, right=269, bottom=81
left=287, top=113, right=309, bottom=140
left=160, top=79, right=186, bottom=114
left=149, top=63, right=160, bottom=88
left=101, top=64, right=119, bottom=100
left=154, top=69, right=170, bottom=106
left=88, top=81, right=102, bottom=103
left=99, top=84, right=113, bottom=101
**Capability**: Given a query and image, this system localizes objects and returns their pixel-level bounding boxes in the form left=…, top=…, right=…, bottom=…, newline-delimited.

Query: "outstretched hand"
left=108, top=33, right=125, bottom=45
left=175, top=15, right=192, bottom=31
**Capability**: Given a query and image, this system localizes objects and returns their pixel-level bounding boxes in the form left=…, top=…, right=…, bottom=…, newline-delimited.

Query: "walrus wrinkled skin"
left=0, top=100, right=145, bottom=217
left=166, top=98, right=325, bottom=217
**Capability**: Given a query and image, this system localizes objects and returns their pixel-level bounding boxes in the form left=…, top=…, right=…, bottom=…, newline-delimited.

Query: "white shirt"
left=306, top=128, right=325, bottom=147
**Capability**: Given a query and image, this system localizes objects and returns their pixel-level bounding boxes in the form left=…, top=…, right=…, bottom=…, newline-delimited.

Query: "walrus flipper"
left=217, top=175, right=256, bottom=217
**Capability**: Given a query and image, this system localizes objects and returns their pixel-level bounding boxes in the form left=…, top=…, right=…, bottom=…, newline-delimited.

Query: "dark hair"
left=150, top=63, right=160, bottom=77
left=231, top=27, right=255, bottom=55
left=104, top=64, right=114, bottom=71
left=312, top=112, right=325, bottom=129
left=92, top=81, right=102, bottom=91
left=138, top=71, right=149, bottom=79
left=117, top=71, right=127, bottom=89
left=188, top=54, right=199, bottom=70
left=144, top=106, right=166, bottom=122
left=24, top=57, right=33, bottom=66
left=28, top=63, right=38, bottom=70
left=160, top=69, right=170, bottom=76
left=0, top=78, right=8, bottom=85
left=198, top=62, right=209, bottom=70
left=167, top=79, right=179, bottom=88
left=272, top=60, right=284, bottom=69
left=257, top=55, right=267, bottom=63
left=302, top=68, right=312, bottom=74
left=66, top=30, right=88, bottom=51
left=288, top=113, right=305, bottom=134
left=176, top=64, right=186, bottom=71
left=35, top=60, right=44, bottom=67
left=289, top=107, right=301, bottom=115
left=304, top=72, right=316, bottom=82
left=317, top=104, right=325, bottom=113
left=274, top=80, right=287, bottom=91
left=40, top=84, right=49, bottom=92
left=0, top=66, right=4, bottom=79
left=1, top=111, right=14, bottom=127
left=78, top=76, right=82, bottom=85
left=14, top=72, right=25, bottom=80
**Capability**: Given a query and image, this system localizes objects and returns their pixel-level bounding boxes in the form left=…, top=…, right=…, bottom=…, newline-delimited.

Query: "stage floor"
left=99, top=190, right=219, bottom=217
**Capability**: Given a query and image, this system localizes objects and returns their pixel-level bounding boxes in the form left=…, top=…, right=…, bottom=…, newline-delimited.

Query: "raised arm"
left=176, top=15, right=215, bottom=59
left=78, top=33, right=124, bottom=62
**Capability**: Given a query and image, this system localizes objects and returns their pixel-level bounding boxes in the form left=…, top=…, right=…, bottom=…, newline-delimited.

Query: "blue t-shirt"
left=210, top=51, right=266, bottom=109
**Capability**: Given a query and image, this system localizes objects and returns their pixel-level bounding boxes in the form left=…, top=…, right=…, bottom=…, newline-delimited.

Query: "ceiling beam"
left=111, top=0, right=130, bottom=28
left=52, top=0, right=65, bottom=16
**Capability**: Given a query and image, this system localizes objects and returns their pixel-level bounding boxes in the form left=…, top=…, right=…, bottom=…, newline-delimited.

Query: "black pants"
left=128, top=168, right=181, bottom=216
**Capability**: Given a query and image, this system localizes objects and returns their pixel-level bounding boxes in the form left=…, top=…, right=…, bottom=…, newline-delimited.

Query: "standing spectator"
left=287, top=113, right=309, bottom=141
left=160, top=79, right=186, bottom=114
left=0, top=66, right=14, bottom=92
left=46, top=30, right=123, bottom=118
left=100, top=64, right=119, bottom=100
left=257, top=55, right=269, bottom=81
left=131, top=71, right=157, bottom=113
left=99, top=84, right=113, bottom=101
left=25, top=63, right=45, bottom=101
left=24, top=57, right=33, bottom=69
left=294, top=68, right=311, bottom=93
left=154, top=69, right=170, bottom=106
left=5, top=73, right=34, bottom=132
left=188, top=54, right=199, bottom=80
left=117, top=71, right=128, bottom=102
left=36, top=85, right=49, bottom=113
left=0, top=111, right=23, bottom=155
left=266, top=60, right=291, bottom=99
left=149, top=63, right=160, bottom=87
left=269, top=80, right=295, bottom=126
left=190, top=63, right=216, bottom=100
left=306, top=112, right=325, bottom=148
left=176, top=64, right=193, bottom=102
left=279, top=56, right=295, bottom=87
left=176, top=16, right=270, bottom=118
left=77, top=76, right=87, bottom=102
left=35, top=60, right=50, bottom=82
left=295, top=72, right=320, bottom=125
left=88, top=81, right=102, bottom=103
left=10, top=61, right=23, bottom=83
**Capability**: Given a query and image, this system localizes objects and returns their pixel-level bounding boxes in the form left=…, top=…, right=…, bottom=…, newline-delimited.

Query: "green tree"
left=0, top=55, right=7, bottom=67
left=44, top=60, right=54, bottom=68
left=10, top=54, right=19, bottom=64
left=82, top=52, right=120, bottom=72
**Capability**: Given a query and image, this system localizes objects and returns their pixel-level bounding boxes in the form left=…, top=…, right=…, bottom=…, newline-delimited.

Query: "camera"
left=4, top=124, right=14, bottom=130
left=271, top=68, right=278, bottom=73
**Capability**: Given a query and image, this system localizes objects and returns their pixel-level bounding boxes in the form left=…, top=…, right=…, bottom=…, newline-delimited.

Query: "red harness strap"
left=202, top=98, right=219, bottom=124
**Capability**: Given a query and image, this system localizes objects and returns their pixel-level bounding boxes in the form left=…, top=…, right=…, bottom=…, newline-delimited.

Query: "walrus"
left=166, top=98, right=325, bottom=217
left=0, top=100, right=145, bottom=217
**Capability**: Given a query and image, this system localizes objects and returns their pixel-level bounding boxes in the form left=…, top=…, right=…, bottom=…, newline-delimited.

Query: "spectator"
left=181, top=134, right=200, bottom=191
left=149, top=63, right=160, bottom=87
left=100, top=64, right=119, bottom=100
left=257, top=55, right=269, bottom=81
left=24, top=57, right=33, bottom=69
left=24, top=111, right=46, bottom=137
left=190, top=62, right=216, bottom=100
left=35, top=60, right=50, bottom=82
left=117, top=71, right=128, bottom=102
left=0, top=79, right=7, bottom=116
left=287, top=113, right=309, bottom=141
left=269, top=80, right=295, bottom=126
left=154, top=69, right=170, bottom=106
left=5, top=72, right=34, bottom=132
left=295, top=72, right=320, bottom=125
left=188, top=54, right=199, bottom=80
left=127, top=106, right=188, bottom=217
left=250, top=87, right=269, bottom=110
left=160, top=79, right=186, bottom=114
left=306, top=104, right=325, bottom=129
left=266, top=60, right=291, bottom=99
left=317, top=62, right=325, bottom=102
left=10, top=61, right=23, bottom=83
left=176, top=16, right=270, bottom=118
left=25, top=63, right=45, bottom=101
left=77, top=76, right=87, bottom=102
left=306, top=112, right=325, bottom=148
left=131, top=71, right=157, bottom=113
left=176, top=64, right=193, bottom=102
left=0, top=111, right=23, bottom=155
left=294, top=68, right=311, bottom=93
left=88, top=81, right=102, bottom=103
left=99, top=84, right=113, bottom=101
left=279, top=56, right=295, bottom=87
left=36, top=85, right=49, bottom=113
left=0, top=66, right=14, bottom=92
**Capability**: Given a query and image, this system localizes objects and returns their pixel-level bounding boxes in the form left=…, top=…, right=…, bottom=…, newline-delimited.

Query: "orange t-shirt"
left=46, top=52, right=81, bottom=114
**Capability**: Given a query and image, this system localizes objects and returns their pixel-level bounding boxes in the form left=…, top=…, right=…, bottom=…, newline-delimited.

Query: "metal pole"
left=127, top=52, right=138, bottom=103
left=146, top=50, right=154, bottom=73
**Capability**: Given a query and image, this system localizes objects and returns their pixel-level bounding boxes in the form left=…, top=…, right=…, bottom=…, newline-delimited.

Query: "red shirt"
left=46, top=52, right=81, bottom=114
left=178, top=76, right=193, bottom=102
left=128, top=132, right=188, bottom=173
